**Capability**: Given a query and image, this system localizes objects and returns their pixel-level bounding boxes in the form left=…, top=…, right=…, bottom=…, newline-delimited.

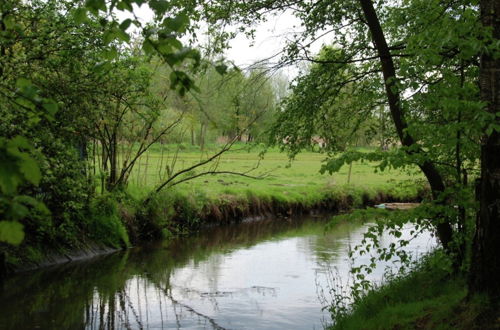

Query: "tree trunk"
left=199, top=122, right=207, bottom=151
left=101, top=140, right=108, bottom=172
left=469, top=0, right=500, bottom=301
left=359, top=0, right=453, bottom=250
left=107, top=133, right=117, bottom=190
left=77, top=139, right=88, bottom=161
left=379, top=106, right=386, bottom=150
left=347, top=162, right=353, bottom=184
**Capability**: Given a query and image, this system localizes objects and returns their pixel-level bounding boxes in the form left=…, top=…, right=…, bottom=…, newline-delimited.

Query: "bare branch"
left=169, top=170, right=265, bottom=187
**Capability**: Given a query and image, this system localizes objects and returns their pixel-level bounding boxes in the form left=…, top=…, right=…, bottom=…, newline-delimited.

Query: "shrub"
left=88, top=195, right=129, bottom=248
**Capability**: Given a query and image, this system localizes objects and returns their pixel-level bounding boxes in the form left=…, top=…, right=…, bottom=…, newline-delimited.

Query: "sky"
left=223, top=12, right=301, bottom=66
left=119, top=4, right=332, bottom=78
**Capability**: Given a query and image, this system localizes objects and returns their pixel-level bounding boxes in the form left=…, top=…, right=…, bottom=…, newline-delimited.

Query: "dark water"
left=0, top=216, right=435, bottom=329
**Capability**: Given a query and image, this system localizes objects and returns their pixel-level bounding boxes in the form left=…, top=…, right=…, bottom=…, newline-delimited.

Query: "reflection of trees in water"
left=84, top=279, right=154, bottom=329
left=162, top=285, right=227, bottom=330
left=297, top=221, right=366, bottom=267
left=79, top=218, right=305, bottom=329
left=81, top=270, right=283, bottom=329
left=82, top=276, right=229, bottom=330
left=1, top=215, right=343, bottom=329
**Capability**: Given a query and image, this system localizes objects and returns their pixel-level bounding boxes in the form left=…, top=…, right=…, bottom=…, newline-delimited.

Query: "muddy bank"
left=189, top=190, right=422, bottom=227
left=2, top=243, right=119, bottom=276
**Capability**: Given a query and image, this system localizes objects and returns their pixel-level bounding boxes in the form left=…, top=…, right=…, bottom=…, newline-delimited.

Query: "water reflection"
left=0, top=216, right=435, bottom=329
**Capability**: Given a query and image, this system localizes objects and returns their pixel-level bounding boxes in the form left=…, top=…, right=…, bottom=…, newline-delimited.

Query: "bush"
left=88, top=195, right=129, bottom=248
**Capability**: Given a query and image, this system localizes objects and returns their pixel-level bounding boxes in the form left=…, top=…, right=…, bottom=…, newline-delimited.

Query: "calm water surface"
left=0, top=216, right=435, bottom=329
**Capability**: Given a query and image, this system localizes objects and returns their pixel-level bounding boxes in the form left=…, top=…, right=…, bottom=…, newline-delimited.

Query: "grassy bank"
left=329, top=252, right=496, bottom=330
left=118, top=146, right=425, bottom=242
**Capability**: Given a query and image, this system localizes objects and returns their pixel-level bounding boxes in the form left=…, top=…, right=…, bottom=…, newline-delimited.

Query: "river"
left=0, top=215, right=435, bottom=329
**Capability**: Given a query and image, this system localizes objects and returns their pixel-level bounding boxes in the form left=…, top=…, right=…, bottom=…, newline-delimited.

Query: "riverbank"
left=127, top=182, right=425, bottom=241
left=328, top=252, right=497, bottom=329
left=2, top=180, right=425, bottom=274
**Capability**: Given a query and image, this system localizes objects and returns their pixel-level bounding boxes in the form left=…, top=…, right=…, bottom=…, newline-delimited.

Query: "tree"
left=272, top=46, right=390, bottom=154
left=90, top=55, right=185, bottom=191
left=0, top=0, right=108, bottom=247
left=469, top=0, right=500, bottom=302
left=173, top=63, right=277, bottom=147
left=0, top=0, right=202, bottom=246
left=185, top=0, right=483, bottom=256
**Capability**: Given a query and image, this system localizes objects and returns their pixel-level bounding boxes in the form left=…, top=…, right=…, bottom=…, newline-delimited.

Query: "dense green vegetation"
left=329, top=252, right=487, bottom=330
left=0, top=0, right=499, bottom=328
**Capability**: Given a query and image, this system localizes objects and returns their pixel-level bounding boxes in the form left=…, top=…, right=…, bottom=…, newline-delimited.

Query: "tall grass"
left=329, top=252, right=487, bottom=330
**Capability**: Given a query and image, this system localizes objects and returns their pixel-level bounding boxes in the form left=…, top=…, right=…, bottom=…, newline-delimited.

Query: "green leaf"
left=116, top=28, right=131, bottom=43
left=3, top=15, right=16, bottom=30
left=215, top=64, right=228, bottom=75
left=102, top=47, right=118, bottom=60
left=74, top=8, right=88, bottom=24
left=103, top=30, right=115, bottom=45
left=85, top=0, right=107, bottom=13
left=11, top=202, right=30, bottom=219
left=116, top=1, right=134, bottom=11
left=163, top=13, right=189, bottom=33
left=42, top=100, right=59, bottom=118
left=102, top=26, right=130, bottom=44
left=119, top=18, right=132, bottom=32
left=0, top=221, right=25, bottom=245
left=9, top=136, right=32, bottom=150
left=149, top=0, right=170, bottom=16
left=0, top=159, right=21, bottom=195
left=142, top=38, right=156, bottom=55
left=169, top=71, right=179, bottom=89
left=18, top=157, right=41, bottom=186
left=15, top=78, right=32, bottom=89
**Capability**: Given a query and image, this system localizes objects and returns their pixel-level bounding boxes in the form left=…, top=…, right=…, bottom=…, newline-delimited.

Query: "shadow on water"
left=0, top=216, right=433, bottom=329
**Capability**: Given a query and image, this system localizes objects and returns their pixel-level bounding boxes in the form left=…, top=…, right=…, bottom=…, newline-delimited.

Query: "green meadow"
left=116, top=144, right=423, bottom=204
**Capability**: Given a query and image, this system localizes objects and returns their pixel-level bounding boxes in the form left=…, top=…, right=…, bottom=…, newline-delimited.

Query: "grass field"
left=107, top=143, right=423, bottom=203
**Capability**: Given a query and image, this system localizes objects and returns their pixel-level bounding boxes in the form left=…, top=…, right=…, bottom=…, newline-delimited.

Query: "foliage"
left=0, top=0, right=234, bottom=250
left=0, top=0, right=108, bottom=249
left=88, top=195, right=130, bottom=248
left=271, top=46, right=392, bottom=156
left=184, top=0, right=487, bottom=278
left=0, top=137, right=49, bottom=245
